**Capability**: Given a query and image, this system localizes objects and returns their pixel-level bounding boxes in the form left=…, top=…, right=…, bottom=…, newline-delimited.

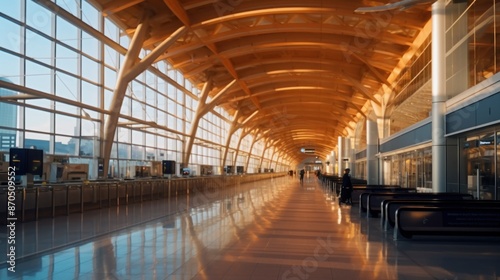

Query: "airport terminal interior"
left=1, top=0, right=500, bottom=279
left=1, top=177, right=500, bottom=280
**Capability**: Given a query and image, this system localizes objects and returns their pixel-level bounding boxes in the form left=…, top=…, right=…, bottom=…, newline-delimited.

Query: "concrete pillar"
left=337, top=136, right=343, bottom=177
left=376, top=117, right=389, bottom=183
left=328, top=151, right=336, bottom=174
left=366, top=119, right=379, bottom=184
left=346, top=138, right=354, bottom=177
left=377, top=117, right=390, bottom=139
left=431, top=0, right=447, bottom=192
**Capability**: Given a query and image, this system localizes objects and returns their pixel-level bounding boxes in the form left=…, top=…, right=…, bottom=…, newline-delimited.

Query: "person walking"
left=339, top=168, right=353, bottom=205
left=299, top=169, right=305, bottom=183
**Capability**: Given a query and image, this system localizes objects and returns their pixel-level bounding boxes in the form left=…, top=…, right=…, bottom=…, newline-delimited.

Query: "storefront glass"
left=460, top=132, right=496, bottom=200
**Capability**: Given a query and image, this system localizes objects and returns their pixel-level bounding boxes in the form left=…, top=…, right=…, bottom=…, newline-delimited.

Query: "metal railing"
left=0, top=173, right=284, bottom=224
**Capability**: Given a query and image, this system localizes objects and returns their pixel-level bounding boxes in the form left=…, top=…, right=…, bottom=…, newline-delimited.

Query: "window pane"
left=132, top=146, right=144, bottom=160
left=26, top=1, right=52, bottom=36
left=25, top=61, right=52, bottom=93
left=80, top=138, right=95, bottom=157
left=132, top=100, right=144, bottom=118
left=0, top=16, right=21, bottom=52
left=157, top=137, right=166, bottom=149
left=146, top=87, right=156, bottom=104
left=117, top=127, right=130, bottom=142
left=81, top=81, right=99, bottom=107
left=26, top=30, right=52, bottom=65
left=167, top=98, right=175, bottom=114
left=120, top=35, right=129, bottom=49
left=55, top=71, right=78, bottom=100
left=0, top=2, right=21, bottom=20
left=158, top=111, right=166, bottom=126
left=176, top=104, right=183, bottom=117
left=0, top=52, right=21, bottom=84
left=121, top=97, right=130, bottom=115
left=104, top=45, right=118, bottom=68
left=167, top=84, right=176, bottom=99
left=24, top=132, right=50, bottom=153
left=131, top=81, right=144, bottom=101
left=81, top=118, right=97, bottom=137
left=146, top=105, right=155, bottom=122
left=82, top=56, right=99, bottom=83
left=118, top=143, right=130, bottom=159
left=56, top=44, right=78, bottom=73
left=168, top=115, right=176, bottom=130
left=57, top=0, right=79, bottom=17
left=104, top=18, right=118, bottom=42
left=56, top=16, right=78, bottom=48
left=82, top=32, right=99, bottom=59
left=157, top=94, right=166, bottom=111
left=146, top=133, right=155, bottom=147
left=104, top=66, right=116, bottom=89
left=177, top=119, right=183, bottom=132
left=132, top=130, right=144, bottom=145
left=55, top=135, right=76, bottom=155
left=55, top=114, right=77, bottom=137
left=55, top=102, right=78, bottom=115
left=0, top=85, right=17, bottom=127
left=82, top=1, right=100, bottom=30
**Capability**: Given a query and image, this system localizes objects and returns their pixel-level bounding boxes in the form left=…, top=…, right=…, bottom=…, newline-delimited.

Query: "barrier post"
left=20, top=188, right=26, bottom=222
left=66, top=186, right=70, bottom=216
left=51, top=186, right=56, bottom=217
left=168, top=179, right=171, bottom=199
left=80, top=184, right=84, bottom=213
left=35, top=187, right=40, bottom=221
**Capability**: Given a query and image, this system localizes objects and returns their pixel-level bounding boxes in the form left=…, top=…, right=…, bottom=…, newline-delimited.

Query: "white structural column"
left=102, top=20, right=150, bottom=178
left=376, top=117, right=389, bottom=183
left=232, top=128, right=251, bottom=170
left=221, top=110, right=242, bottom=173
left=245, top=134, right=261, bottom=172
left=366, top=119, right=379, bottom=184
left=222, top=110, right=259, bottom=172
left=102, top=24, right=187, bottom=177
left=182, top=80, right=213, bottom=167
left=337, top=136, right=344, bottom=177
left=326, top=151, right=335, bottom=174
left=431, top=0, right=447, bottom=192
left=183, top=79, right=236, bottom=168
left=259, top=141, right=271, bottom=172
left=345, top=137, right=354, bottom=176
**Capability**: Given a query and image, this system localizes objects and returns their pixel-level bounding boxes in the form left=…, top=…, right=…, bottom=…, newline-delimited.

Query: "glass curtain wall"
left=0, top=1, right=284, bottom=181
left=383, top=146, right=432, bottom=191
left=460, top=129, right=497, bottom=200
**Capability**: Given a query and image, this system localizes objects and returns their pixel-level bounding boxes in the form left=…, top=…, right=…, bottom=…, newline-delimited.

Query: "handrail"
left=0, top=173, right=285, bottom=224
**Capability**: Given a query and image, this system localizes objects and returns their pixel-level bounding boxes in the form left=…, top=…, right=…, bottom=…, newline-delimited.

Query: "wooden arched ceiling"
left=90, top=0, right=432, bottom=163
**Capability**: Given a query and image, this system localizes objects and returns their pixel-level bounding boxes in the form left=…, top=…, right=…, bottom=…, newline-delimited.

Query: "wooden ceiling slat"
left=89, top=0, right=433, bottom=162
left=102, top=0, right=145, bottom=16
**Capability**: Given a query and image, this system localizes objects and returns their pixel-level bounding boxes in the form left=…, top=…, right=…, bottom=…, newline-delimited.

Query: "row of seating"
left=319, top=174, right=367, bottom=197
left=358, top=191, right=500, bottom=240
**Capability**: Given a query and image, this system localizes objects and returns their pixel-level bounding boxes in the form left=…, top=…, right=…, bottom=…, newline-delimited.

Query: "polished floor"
left=1, top=175, right=500, bottom=280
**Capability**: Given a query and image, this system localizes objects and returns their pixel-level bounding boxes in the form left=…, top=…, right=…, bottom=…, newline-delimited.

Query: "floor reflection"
left=1, top=177, right=500, bottom=280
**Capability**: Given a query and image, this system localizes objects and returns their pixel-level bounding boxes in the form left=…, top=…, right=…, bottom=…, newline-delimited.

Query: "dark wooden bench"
left=393, top=205, right=500, bottom=240
left=366, top=192, right=473, bottom=218
left=382, top=199, right=500, bottom=231
left=351, top=185, right=404, bottom=205
left=359, top=188, right=416, bottom=213
left=333, top=180, right=368, bottom=196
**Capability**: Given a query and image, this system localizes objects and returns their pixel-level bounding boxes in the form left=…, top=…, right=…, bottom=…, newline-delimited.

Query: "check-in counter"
left=0, top=172, right=285, bottom=224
